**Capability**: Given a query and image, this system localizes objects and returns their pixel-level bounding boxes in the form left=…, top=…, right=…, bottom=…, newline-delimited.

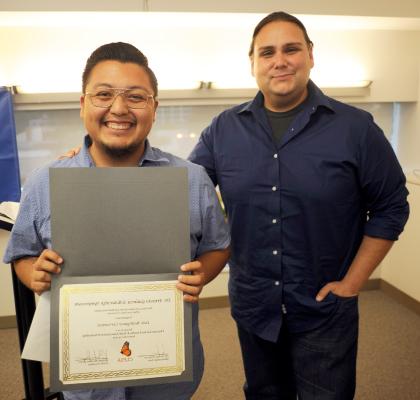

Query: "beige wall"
left=398, top=33, right=420, bottom=171
left=380, top=35, right=420, bottom=302
left=2, top=0, right=420, bottom=17
left=0, top=23, right=419, bottom=101
left=0, top=230, right=17, bottom=316
left=1, top=22, right=420, bottom=319
left=381, top=181, right=420, bottom=302
left=310, top=29, right=419, bottom=103
left=201, top=268, right=229, bottom=298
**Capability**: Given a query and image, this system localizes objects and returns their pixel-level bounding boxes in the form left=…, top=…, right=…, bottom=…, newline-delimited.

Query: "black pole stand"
left=3, top=221, right=62, bottom=400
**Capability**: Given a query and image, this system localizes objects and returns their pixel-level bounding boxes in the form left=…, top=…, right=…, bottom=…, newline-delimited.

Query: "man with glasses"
left=4, top=42, right=230, bottom=400
left=189, top=11, right=409, bottom=400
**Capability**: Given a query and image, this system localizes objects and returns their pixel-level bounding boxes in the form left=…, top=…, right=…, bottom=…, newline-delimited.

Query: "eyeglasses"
left=85, top=87, right=155, bottom=109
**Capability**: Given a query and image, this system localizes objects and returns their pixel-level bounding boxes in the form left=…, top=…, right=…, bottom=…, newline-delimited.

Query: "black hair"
left=82, top=42, right=158, bottom=96
left=249, top=11, right=313, bottom=57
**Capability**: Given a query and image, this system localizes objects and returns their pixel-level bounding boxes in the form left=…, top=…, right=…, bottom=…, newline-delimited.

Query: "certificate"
left=59, top=281, right=184, bottom=385
left=50, top=274, right=193, bottom=392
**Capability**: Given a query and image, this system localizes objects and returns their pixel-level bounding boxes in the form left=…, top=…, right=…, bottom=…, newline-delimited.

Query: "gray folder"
left=50, top=167, right=190, bottom=275
left=49, top=167, right=192, bottom=391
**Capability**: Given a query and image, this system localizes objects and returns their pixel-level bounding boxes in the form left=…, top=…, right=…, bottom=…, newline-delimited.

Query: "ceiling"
left=0, top=0, right=420, bottom=18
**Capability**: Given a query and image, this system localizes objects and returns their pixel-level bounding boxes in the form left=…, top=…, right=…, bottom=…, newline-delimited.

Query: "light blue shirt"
left=4, top=136, right=230, bottom=400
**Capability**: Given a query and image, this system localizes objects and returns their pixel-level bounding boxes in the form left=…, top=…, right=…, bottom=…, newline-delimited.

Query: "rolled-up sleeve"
left=359, top=120, right=409, bottom=240
left=4, top=191, right=40, bottom=263
left=3, top=169, right=50, bottom=264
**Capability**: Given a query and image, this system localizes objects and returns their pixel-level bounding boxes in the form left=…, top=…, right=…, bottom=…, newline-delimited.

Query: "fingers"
left=316, top=281, right=359, bottom=302
left=177, top=261, right=205, bottom=303
left=31, top=249, right=63, bottom=294
left=176, top=279, right=203, bottom=303
left=178, top=272, right=203, bottom=286
left=34, top=249, right=63, bottom=274
left=181, top=293, right=200, bottom=303
left=180, top=261, right=201, bottom=273
left=31, top=274, right=52, bottom=295
left=58, top=147, right=81, bottom=160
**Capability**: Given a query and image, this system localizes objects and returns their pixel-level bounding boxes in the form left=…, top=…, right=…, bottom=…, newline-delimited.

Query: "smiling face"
left=251, top=21, right=314, bottom=112
left=80, top=60, right=158, bottom=166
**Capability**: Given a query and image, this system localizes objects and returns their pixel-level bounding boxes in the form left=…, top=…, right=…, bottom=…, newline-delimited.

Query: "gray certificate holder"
left=49, top=167, right=192, bottom=391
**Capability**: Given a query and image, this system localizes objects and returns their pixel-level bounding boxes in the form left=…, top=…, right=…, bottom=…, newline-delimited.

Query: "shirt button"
left=291, top=128, right=295, bottom=132
left=273, top=153, right=278, bottom=159
left=274, top=281, right=280, bottom=286
left=272, top=218, right=277, bottom=224
left=273, top=250, right=278, bottom=255
left=272, top=186, right=277, bottom=191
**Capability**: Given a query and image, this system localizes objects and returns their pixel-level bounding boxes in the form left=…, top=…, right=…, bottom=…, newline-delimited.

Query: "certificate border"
left=50, top=273, right=193, bottom=392
left=61, top=281, right=184, bottom=383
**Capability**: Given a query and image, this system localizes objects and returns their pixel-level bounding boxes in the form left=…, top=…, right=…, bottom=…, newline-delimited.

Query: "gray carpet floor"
left=1, top=290, right=419, bottom=399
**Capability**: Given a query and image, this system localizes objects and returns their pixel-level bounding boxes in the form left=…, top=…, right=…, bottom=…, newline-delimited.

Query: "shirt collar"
left=306, top=80, right=334, bottom=113
left=80, top=135, right=170, bottom=167
left=237, top=80, right=335, bottom=115
left=139, top=140, right=171, bottom=166
left=237, top=91, right=264, bottom=114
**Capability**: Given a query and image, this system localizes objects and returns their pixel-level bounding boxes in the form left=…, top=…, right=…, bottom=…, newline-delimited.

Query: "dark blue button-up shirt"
left=189, top=81, right=409, bottom=342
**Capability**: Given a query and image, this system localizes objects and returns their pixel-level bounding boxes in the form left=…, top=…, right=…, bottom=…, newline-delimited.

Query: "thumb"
left=316, top=284, right=332, bottom=302
left=180, top=261, right=201, bottom=273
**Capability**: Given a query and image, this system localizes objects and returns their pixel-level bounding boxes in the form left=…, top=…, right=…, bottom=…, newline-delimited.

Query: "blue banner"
left=0, top=87, right=21, bottom=202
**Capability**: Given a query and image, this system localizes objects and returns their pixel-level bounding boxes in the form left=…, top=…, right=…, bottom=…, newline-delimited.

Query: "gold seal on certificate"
left=59, top=281, right=184, bottom=385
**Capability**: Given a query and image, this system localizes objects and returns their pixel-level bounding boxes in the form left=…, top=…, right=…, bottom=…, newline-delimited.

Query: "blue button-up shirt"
left=4, top=136, right=230, bottom=400
left=189, top=81, right=409, bottom=342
